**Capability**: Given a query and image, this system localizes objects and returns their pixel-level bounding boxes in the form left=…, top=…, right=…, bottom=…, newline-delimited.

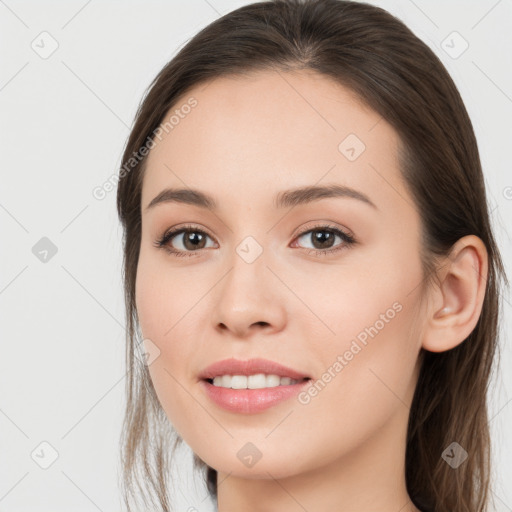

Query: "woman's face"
left=136, top=69, right=427, bottom=480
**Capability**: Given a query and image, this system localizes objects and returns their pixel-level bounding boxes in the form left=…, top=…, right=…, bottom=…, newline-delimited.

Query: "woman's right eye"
left=153, top=225, right=217, bottom=258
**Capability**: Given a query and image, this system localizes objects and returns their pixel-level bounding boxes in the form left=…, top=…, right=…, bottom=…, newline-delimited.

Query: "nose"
left=212, top=249, right=287, bottom=339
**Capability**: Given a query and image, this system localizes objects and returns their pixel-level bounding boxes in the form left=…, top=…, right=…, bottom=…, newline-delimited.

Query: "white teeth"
left=231, top=375, right=247, bottom=389
left=211, top=373, right=301, bottom=389
left=248, top=374, right=266, bottom=389
left=265, top=374, right=281, bottom=387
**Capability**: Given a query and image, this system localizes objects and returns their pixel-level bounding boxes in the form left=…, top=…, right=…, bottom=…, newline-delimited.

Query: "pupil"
left=313, top=230, right=333, bottom=249
left=185, top=231, right=205, bottom=250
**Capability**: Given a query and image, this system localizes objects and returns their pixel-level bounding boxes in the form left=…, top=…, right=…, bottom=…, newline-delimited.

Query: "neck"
left=216, top=404, right=421, bottom=512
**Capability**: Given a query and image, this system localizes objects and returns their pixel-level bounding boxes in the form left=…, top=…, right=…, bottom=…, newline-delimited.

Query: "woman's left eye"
left=154, top=224, right=356, bottom=258
left=291, top=225, right=356, bottom=256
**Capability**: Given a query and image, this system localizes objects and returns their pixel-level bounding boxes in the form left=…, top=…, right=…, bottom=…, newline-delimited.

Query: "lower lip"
left=200, top=379, right=312, bottom=413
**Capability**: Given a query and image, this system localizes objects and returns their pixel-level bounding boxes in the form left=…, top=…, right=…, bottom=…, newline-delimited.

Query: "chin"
left=198, top=446, right=315, bottom=481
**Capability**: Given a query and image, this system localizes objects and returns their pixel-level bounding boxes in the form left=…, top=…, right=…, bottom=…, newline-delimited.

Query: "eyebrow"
left=144, top=183, right=377, bottom=212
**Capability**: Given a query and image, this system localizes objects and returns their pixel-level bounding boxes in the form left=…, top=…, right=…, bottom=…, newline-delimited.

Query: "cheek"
left=134, top=251, right=207, bottom=439
left=318, top=251, right=423, bottom=412
left=135, top=245, right=202, bottom=339
left=135, top=256, right=196, bottom=377
left=290, top=240, right=421, bottom=348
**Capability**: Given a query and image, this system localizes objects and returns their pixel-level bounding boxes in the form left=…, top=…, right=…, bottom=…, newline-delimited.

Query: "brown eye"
left=292, top=224, right=356, bottom=256
left=175, top=230, right=209, bottom=251
left=154, top=225, right=216, bottom=257
left=299, top=229, right=337, bottom=249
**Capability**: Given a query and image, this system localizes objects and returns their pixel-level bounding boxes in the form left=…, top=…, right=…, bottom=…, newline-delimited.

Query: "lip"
left=199, top=379, right=312, bottom=414
left=198, top=357, right=311, bottom=381
left=198, top=357, right=312, bottom=414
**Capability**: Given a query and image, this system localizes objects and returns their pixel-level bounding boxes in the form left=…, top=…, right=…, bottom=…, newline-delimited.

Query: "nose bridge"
left=212, top=234, right=286, bottom=336
left=222, top=236, right=271, bottom=308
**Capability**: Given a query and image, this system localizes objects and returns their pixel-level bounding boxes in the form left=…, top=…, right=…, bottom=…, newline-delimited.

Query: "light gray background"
left=1, top=0, right=511, bottom=511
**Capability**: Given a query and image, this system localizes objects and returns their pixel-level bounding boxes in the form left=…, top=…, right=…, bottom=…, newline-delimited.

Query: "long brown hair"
left=116, top=1, right=508, bottom=510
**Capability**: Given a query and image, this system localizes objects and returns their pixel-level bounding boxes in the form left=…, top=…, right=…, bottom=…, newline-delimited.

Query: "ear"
left=422, top=235, right=488, bottom=353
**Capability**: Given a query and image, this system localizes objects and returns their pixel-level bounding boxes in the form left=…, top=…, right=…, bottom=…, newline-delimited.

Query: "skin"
left=135, top=69, right=488, bottom=512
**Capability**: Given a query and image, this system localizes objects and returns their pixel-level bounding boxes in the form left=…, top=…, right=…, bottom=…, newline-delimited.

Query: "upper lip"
left=199, top=357, right=311, bottom=381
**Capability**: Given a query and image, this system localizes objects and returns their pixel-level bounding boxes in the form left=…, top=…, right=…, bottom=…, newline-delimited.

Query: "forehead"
left=141, top=69, right=407, bottom=216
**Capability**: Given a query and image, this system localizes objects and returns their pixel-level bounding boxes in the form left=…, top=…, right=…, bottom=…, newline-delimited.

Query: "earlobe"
left=421, top=235, right=488, bottom=353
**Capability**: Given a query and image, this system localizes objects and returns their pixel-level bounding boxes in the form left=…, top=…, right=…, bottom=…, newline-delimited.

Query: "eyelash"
left=153, top=222, right=356, bottom=258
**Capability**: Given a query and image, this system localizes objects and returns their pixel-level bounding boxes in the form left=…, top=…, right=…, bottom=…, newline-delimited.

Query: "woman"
left=116, top=0, right=508, bottom=510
